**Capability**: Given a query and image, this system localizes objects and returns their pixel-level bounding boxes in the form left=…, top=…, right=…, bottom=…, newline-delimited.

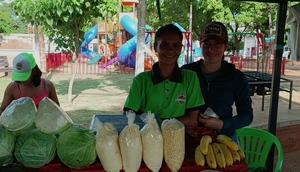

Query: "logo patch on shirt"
left=176, top=94, right=186, bottom=104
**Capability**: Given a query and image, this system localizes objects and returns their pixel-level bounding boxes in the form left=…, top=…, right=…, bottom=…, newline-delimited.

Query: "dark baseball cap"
left=200, top=21, right=228, bottom=43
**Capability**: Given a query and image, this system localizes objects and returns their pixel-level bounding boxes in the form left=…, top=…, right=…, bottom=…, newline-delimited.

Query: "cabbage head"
left=57, top=125, right=96, bottom=169
left=0, top=97, right=36, bottom=132
left=14, top=129, right=57, bottom=168
left=0, top=125, right=16, bottom=165
left=36, top=97, right=73, bottom=134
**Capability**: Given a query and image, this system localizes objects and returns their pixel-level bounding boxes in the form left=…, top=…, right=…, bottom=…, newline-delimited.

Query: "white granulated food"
left=140, top=112, right=163, bottom=172
left=161, top=118, right=185, bottom=172
left=119, top=111, right=142, bottom=172
left=95, top=122, right=122, bottom=172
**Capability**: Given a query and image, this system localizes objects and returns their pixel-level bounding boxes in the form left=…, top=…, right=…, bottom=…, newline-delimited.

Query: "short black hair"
left=154, top=24, right=183, bottom=47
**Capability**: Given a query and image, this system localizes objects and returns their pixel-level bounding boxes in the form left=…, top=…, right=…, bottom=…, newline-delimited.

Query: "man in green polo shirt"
left=123, top=24, right=205, bottom=136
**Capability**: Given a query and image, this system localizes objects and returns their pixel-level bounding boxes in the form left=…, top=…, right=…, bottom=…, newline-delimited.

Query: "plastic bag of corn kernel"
left=140, top=111, right=163, bottom=172
left=95, top=119, right=122, bottom=172
left=119, top=111, right=142, bottom=172
left=161, top=118, right=185, bottom=172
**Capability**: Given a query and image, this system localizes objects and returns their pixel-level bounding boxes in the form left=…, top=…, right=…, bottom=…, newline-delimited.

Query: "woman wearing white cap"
left=0, top=53, right=59, bottom=115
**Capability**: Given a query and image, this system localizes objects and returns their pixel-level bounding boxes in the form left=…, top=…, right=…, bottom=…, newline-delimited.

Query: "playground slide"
left=81, top=25, right=103, bottom=65
left=99, top=57, right=118, bottom=68
left=118, top=15, right=151, bottom=68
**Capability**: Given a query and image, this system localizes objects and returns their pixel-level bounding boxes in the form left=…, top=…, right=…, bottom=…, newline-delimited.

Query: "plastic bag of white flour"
left=119, top=111, right=142, bottom=172
left=95, top=119, right=122, bottom=172
left=140, top=111, right=163, bottom=172
left=161, top=118, right=185, bottom=172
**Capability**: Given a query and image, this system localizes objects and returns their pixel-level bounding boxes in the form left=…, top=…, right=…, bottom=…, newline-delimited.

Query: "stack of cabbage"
left=0, top=97, right=96, bottom=169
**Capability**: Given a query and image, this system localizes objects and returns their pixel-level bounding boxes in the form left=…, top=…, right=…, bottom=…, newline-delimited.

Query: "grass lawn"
left=0, top=73, right=135, bottom=128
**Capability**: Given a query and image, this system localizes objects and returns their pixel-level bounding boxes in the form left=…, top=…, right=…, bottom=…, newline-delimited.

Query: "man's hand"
left=198, top=114, right=223, bottom=130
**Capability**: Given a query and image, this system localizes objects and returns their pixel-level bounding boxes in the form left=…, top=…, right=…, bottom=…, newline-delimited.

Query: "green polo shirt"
left=124, top=62, right=205, bottom=119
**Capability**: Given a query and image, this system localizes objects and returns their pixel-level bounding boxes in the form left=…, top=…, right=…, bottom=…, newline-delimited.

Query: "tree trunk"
left=67, top=47, right=80, bottom=103
left=68, top=58, right=77, bottom=103
left=38, top=26, right=46, bottom=73
left=136, top=0, right=147, bottom=76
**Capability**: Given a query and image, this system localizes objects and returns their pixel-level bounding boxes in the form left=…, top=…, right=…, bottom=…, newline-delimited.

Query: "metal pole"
left=188, top=4, right=193, bottom=64
left=266, top=1, right=288, bottom=172
left=136, top=0, right=146, bottom=76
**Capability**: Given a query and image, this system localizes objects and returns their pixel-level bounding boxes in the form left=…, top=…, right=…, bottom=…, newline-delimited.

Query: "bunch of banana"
left=194, top=134, right=246, bottom=169
left=217, top=134, right=246, bottom=162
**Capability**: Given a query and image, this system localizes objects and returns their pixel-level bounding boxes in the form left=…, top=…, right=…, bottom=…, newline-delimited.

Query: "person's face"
left=201, top=38, right=229, bottom=64
left=155, top=32, right=183, bottom=65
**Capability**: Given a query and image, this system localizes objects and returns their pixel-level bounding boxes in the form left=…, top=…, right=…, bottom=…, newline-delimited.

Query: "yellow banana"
left=217, top=134, right=239, bottom=151
left=195, top=145, right=205, bottom=167
left=211, top=143, right=226, bottom=168
left=199, top=135, right=212, bottom=155
left=205, top=144, right=217, bottom=169
left=219, top=143, right=233, bottom=166
left=238, top=149, right=245, bottom=159
left=230, top=149, right=241, bottom=163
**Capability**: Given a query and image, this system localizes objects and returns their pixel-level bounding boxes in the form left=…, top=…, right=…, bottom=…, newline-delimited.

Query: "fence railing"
left=47, top=53, right=287, bottom=75
left=228, top=56, right=287, bottom=75
left=46, top=53, right=155, bottom=75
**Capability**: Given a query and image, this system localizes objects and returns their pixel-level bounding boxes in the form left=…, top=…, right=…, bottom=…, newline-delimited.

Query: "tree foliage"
left=146, top=0, right=278, bottom=54
left=12, top=0, right=120, bottom=54
left=0, top=1, right=27, bottom=34
left=11, top=0, right=120, bottom=103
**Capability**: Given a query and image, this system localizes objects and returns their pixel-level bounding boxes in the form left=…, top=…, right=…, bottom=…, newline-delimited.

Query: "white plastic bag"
left=119, top=111, right=142, bottom=172
left=95, top=119, right=122, bottom=172
left=161, top=118, right=185, bottom=172
left=140, top=111, right=163, bottom=172
left=203, top=107, right=220, bottom=119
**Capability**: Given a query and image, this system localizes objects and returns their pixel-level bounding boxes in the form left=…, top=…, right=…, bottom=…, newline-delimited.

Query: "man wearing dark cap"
left=181, top=21, right=253, bottom=143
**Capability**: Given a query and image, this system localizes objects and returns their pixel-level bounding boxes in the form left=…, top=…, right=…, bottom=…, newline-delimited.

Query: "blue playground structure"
left=80, top=25, right=103, bottom=65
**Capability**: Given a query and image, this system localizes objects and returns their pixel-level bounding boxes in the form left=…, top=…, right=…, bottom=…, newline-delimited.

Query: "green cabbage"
left=0, top=97, right=36, bottom=132
left=57, top=125, right=96, bottom=169
left=35, top=97, right=73, bottom=134
left=14, top=129, right=57, bottom=168
left=0, top=125, right=16, bottom=165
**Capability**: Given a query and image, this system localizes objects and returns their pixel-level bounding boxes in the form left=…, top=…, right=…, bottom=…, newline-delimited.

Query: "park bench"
left=0, top=56, right=12, bottom=76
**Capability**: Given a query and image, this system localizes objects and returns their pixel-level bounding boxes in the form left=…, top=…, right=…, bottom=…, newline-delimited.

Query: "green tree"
left=146, top=0, right=278, bottom=56
left=12, top=0, right=120, bottom=103
left=0, top=1, right=27, bottom=34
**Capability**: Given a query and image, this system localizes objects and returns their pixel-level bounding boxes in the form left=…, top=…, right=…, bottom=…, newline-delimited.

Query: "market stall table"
left=6, top=115, right=248, bottom=172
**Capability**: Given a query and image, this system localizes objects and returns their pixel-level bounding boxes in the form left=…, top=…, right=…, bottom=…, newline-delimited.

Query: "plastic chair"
left=237, top=127, right=284, bottom=172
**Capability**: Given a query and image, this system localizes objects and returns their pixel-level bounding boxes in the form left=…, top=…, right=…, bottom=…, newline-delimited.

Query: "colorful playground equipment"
left=117, top=14, right=152, bottom=69
left=79, top=0, right=199, bottom=71
left=79, top=0, right=154, bottom=70
left=81, top=25, right=104, bottom=65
